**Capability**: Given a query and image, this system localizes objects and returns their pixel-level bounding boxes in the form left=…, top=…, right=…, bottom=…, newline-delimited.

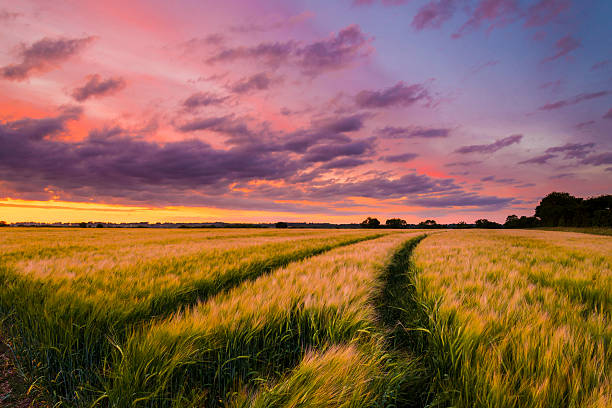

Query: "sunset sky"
left=0, top=0, right=610, bottom=224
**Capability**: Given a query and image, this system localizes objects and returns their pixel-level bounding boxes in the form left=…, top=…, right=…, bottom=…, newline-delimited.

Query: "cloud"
left=444, top=160, right=483, bottom=167
left=320, top=157, right=370, bottom=169
left=230, top=72, right=275, bottom=93
left=542, top=35, right=580, bottom=63
left=453, top=0, right=521, bottom=39
left=454, top=134, right=522, bottom=154
left=175, top=115, right=260, bottom=144
left=355, top=82, right=429, bottom=108
left=71, top=74, right=126, bottom=102
left=296, top=24, right=372, bottom=76
left=538, top=91, right=611, bottom=111
left=182, top=92, right=228, bottom=111
left=575, top=121, right=595, bottom=130
left=353, top=0, right=408, bottom=6
left=0, top=9, right=20, bottom=21
left=524, top=0, right=570, bottom=27
left=229, top=11, right=313, bottom=33
left=406, top=191, right=516, bottom=208
left=591, top=60, right=610, bottom=71
left=380, top=152, right=418, bottom=162
left=580, top=152, right=612, bottom=166
left=412, top=0, right=456, bottom=31
left=604, top=108, right=612, bottom=120
left=303, top=139, right=374, bottom=162
left=545, top=142, right=594, bottom=159
left=313, top=114, right=366, bottom=133
left=377, top=126, right=451, bottom=139
left=207, top=24, right=372, bottom=77
left=0, top=36, right=95, bottom=81
left=518, top=153, right=556, bottom=164
left=549, top=173, right=574, bottom=179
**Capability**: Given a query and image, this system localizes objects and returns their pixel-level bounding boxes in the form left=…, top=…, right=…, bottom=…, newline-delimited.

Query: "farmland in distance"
left=0, top=228, right=610, bottom=407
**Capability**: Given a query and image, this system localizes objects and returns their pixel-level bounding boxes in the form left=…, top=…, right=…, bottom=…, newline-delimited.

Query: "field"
left=0, top=228, right=610, bottom=407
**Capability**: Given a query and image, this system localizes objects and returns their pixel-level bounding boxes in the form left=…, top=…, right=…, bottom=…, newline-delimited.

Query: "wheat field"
left=0, top=228, right=610, bottom=407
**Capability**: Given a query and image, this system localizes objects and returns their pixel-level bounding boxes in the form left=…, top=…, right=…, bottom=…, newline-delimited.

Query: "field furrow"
left=0, top=229, right=383, bottom=405
left=104, top=233, right=425, bottom=407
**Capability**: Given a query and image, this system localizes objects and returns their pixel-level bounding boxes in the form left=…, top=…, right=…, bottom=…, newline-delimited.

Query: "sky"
left=0, top=0, right=611, bottom=224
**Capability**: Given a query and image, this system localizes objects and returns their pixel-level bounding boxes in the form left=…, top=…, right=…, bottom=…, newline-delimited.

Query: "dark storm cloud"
left=71, top=74, right=126, bottom=101
left=518, top=153, right=556, bottom=165
left=1, top=36, right=95, bottom=81
left=542, top=35, right=581, bottom=63
left=538, top=91, right=611, bottom=111
left=454, top=134, right=522, bottom=154
left=206, top=25, right=371, bottom=76
left=545, top=142, right=595, bottom=159
left=229, top=72, right=274, bottom=93
left=380, top=153, right=418, bottom=163
left=355, top=82, right=429, bottom=109
left=581, top=152, right=612, bottom=166
left=377, top=126, right=451, bottom=139
left=181, top=92, right=228, bottom=111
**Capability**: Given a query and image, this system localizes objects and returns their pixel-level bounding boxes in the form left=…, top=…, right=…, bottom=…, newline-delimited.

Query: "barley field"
left=0, top=228, right=610, bottom=407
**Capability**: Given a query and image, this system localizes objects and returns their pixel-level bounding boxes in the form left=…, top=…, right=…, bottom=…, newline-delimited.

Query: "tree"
left=535, top=192, right=582, bottom=227
left=474, top=219, right=502, bottom=229
left=361, top=217, right=380, bottom=228
left=385, top=218, right=407, bottom=228
left=96, top=223, right=104, bottom=228
left=275, top=222, right=288, bottom=228
left=456, top=221, right=469, bottom=229
left=0, top=221, right=7, bottom=227
left=79, top=222, right=87, bottom=228
left=418, top=219, right=439, bottom=228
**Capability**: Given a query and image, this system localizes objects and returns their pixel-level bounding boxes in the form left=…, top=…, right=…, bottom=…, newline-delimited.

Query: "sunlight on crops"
left=413, top=230, right=611, bottom=408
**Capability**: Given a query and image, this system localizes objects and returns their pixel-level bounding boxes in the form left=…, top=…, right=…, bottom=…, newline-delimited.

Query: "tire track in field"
left=0, top=232, right=386, bottom=407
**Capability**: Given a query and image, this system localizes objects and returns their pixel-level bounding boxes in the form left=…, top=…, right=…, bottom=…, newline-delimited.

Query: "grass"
left=0, top=228, right=384, bottom=405
left=412, top=229, right=611, bottom=408
left=0, top=228, right=609, bottom=407
left=534, top=227, right=612, bottom=236
left=103, top=233, right=425, bottom=407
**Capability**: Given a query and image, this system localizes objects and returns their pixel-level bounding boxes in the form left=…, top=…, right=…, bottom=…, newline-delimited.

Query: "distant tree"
left=275, top=221, right=288, bottom=228
left=456, top=221, right=469, bottom=229
left=0, top=221, right=8, bottom=227
left=96, top=223, right=104, bottom=228
left=418, top=219, right=439, bottom=228
left=504, top=214, right=541, bottom=228
left=79, top=222, right=87, bottom=228
left=474, top=219, right=502, bottom=229
left=385, top=218, right=407, bottom=228
left=361, top=217, right=380, bottom=228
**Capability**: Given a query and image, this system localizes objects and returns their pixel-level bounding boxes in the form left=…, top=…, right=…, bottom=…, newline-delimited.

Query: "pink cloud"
left=542, top=35, right=581, bottom=63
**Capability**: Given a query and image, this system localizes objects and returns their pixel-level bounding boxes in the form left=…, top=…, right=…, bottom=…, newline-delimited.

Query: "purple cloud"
left=444, top=160, right=483, bottom=167
left=1, top=36, right=95, bottom=81
left=355, top=82, right=429, bottom=108
left=303, top=139, right=374, bottom=162
left=296, top=24, right=372, bottom=76
left=182, top=92, right=228, bottom=111
left=524, top=0, right=570, bottom=27
left=455, top=134, right=523, bottom=154
left=71, top=74, right=126, bottom=102
left=377, top=126, right=450, bottom=138
left=353, top=0, right=408, bottom=6
left=575, top=121, right=596, bottom=130
left=320, top=157, right=370, bottom=169
left=412, top=0, right=456, bottom=31
left=538, top=91, right=611, bottom=111
left=206, top=25, right=371, bottom=77
left=581, top=152, right=612, bottom=166
left=380, top=152, right=419, bottom=163
left=604, top=108, right=612, bottom=120
left=314, top=114, right=366, bottom=133
left=0, top=106, right=82, bottom=141
left=230, top=72, right=274, bottom=93
left=407, top=191, right=516, bottom=208
left=545, top=142, right=595, bottom=159
left=542, top=35, right=581, bottom=63
left=518, top=153, right=556, bottom=164
left=550, top=173, right=574, bottom=179
left=0, top=9, right=20, bottom=21
left=453, top=0, right=521, bottom=39
left=591, top=60, right=610, bottom=71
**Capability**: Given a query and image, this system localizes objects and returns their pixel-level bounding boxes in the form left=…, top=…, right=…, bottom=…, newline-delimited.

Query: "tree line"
left=360, top=192, right=612, bottom=229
